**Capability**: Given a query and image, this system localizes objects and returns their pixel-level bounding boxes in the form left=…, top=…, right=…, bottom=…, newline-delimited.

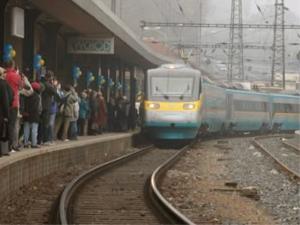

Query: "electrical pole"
left=227, top=0, right=244, bottom=83
left=271, top=0, right=285, bottom=89
left=198, top=1, right=203, bottom=67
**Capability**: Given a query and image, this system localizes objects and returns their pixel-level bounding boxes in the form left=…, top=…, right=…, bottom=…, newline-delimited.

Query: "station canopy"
left=31, top=0, right=175, bottom=68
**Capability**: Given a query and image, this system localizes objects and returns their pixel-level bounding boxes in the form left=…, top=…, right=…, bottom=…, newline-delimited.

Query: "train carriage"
left=225, top=89, right=271, bottom=132
left=201, top=82, right=227, bottom=133
left=271, top=94, right=300, bottom=131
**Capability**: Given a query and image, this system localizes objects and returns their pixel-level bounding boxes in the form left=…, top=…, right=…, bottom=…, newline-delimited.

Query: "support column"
left=129, top=66, right=136, bottom=107
left=0, top=0, right=9, bottom=65
left=121, top=65, right=126, bottom=96
left=23, top=9, right=40, bottom=78
left=44, top=23, right=61, bottom=73
left=110, top=60, right=117, bottom=98
left=101, top=57, right=109, bottom=101
left=129, top=66, right=137, bottom=130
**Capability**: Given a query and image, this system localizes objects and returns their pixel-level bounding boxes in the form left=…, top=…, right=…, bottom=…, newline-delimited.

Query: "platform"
left=0, top=133, right=136, bottom=202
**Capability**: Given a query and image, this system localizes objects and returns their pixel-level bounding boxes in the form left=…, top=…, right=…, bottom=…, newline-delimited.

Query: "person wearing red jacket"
left=4, top=60, right=24, bottom=151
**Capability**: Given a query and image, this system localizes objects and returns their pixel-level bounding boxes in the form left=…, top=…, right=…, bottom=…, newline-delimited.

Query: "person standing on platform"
left=78, top=91, right=90, bottom=136
left=22, top=82, right=42, bottom=148
left=69, top=89, right=79, bottom=140
left=88, top=91, right=99, bottom=135
left=107, top=96, right=116, bottom=131
left=0, top=67, right=13, bottom=156
left=48, top=79, right=60, bottom=144
left=4, top=60, right=24, bottom=151
left=96, top=91, right=107, bottom=134
left=55, top=85, right=77, bottom=141
left=39, top=71, right=59, bottom=145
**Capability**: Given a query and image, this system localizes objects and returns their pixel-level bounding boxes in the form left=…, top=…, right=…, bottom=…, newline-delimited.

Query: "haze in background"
left=99, top=0, right=300, bottom=81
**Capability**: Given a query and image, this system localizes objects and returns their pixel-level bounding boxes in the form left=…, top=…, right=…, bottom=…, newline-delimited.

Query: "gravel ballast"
left=161, top=137, right=300, bottom=225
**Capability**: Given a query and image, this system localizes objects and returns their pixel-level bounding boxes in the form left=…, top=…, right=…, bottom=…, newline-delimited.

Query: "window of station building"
left=234, top=100, right=267, bottom=112
left=273, top=103, right=300, bottom=113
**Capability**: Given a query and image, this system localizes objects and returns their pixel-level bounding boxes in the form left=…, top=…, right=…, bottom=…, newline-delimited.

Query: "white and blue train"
left=141, top=64, right=300, bottom=140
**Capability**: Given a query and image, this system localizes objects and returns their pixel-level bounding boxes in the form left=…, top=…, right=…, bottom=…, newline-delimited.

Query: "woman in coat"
left=96, top=91, right=107, bottom=134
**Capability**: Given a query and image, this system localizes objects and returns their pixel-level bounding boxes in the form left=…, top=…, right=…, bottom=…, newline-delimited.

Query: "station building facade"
left=0, top=0, right=170, bottom=103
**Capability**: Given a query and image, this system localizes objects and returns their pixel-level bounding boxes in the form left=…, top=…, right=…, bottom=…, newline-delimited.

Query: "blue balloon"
left=34, top=54, right=42, bottom=70
left=4, top=44, right=13, bottom=54
left=72, top=66, right=78, bottom=80
left=3, top=54, right=11, bottom=62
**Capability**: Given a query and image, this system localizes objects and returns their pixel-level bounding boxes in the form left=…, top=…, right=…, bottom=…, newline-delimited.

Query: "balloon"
left=40, top=59, right=45, bottom=66
left=11, top=50, right=16, bottom=58
left=85, top=71, right=95, bottom=87
left=108, top=78, right=115, bottom=87
left=34, top=54, right=42, bottom=69
left=3, top=54, right=10, bottom=62
left=4, top=44, right=13, bottom=54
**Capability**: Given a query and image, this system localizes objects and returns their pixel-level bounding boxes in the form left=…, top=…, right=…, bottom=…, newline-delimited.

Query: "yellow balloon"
left=40, top=59, right=45, bottom=66
left=10, top=50, right=16, bottom=58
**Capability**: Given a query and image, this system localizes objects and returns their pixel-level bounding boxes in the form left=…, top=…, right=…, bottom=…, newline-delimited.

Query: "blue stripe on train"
left=143, top=121, right=200, bottom=139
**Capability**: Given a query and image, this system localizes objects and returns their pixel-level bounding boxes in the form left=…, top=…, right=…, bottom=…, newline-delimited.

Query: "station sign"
left=68, top=37, right=114, bottom=54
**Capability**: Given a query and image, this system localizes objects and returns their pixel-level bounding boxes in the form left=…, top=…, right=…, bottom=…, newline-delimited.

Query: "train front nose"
left=146, top=111, right=197, bottom=126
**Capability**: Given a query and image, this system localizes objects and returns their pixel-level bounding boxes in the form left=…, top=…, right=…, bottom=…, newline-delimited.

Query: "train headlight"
left=183, top=103, right=196, bottom=110
left=147, top=103, right=160, bottom=109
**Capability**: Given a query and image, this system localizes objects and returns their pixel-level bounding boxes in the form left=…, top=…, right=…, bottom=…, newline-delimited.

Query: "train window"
left=150, top=76, right=196, bottom=100
left=273, top=103, right=300, bottom=113
left=234, top=100, right=267, bottom=112
left=205, top=96, right=225, bottom=110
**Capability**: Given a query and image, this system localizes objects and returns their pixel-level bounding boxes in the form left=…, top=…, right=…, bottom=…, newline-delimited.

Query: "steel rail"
left=149, top=142, right=196, bottom=225
left=281, top=140, right=300, bottom=154
left=253, top=135, right=300, bottom=182
left=58, top=145, right=153, bottom=225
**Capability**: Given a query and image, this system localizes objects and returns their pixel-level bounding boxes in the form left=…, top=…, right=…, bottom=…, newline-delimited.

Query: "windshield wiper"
left=179, top=85, right=191, bottom=100
left=155, top=86, right=169, bottom=100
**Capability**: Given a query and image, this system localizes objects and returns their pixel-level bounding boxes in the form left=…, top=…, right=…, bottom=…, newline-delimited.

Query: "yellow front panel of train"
left=144, top=98, right=203, bottom=112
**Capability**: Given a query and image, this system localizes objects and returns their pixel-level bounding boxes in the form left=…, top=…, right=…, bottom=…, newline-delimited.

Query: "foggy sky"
left=205, top=0, right=300, bottom=22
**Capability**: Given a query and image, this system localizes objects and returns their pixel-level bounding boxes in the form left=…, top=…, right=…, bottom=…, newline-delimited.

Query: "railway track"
left=57, top=144, right=195, bottom=225
left=281, top=138, right=300, bottom=154
left=253, top=135, right=300, bottom=182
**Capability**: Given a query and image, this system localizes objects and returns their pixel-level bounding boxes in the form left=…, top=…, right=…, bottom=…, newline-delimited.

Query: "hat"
left=31, top=82, right=41, bottom=91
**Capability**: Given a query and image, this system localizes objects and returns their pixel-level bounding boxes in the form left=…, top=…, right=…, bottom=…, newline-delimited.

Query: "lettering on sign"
left=68, top=37, right=114, bottom=54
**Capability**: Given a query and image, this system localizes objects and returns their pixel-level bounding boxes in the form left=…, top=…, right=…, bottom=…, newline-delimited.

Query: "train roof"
left=204, top=81, right=300, bottom=99
left=226, top=87, right=300, bottom=99
left=147, top=64, right=202, bottom=79
left=148, top=64, right=201, bottom=75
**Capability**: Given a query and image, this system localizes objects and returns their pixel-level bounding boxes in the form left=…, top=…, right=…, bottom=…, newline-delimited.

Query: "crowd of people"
left=0, top=60, right=137, bottom=157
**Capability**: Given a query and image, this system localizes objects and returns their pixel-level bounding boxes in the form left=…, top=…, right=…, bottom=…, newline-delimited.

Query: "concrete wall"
left=0, top=134, right=133, bottom=202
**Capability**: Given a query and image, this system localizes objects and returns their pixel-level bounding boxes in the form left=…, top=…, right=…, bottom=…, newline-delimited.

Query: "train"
left=141, top=64, right=300, bottom=140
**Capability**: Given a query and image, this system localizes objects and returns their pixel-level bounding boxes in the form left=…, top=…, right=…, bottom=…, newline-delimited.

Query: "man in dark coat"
left=39, top=70, right=60, bottom=144
left=0, top=67, right=13, bottom=156
left=23, top=82, right=42, bottom=148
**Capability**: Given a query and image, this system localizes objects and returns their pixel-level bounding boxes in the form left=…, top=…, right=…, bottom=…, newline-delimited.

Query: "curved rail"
left=149, top=143, right=196, bottom=225
left=58, top=145, right=153, bottom=225
left=253, top=135, right=300, bottom=182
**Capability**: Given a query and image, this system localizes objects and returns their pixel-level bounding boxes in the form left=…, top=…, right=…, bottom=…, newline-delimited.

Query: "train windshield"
left=149, top=75, right=198, bottom=101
